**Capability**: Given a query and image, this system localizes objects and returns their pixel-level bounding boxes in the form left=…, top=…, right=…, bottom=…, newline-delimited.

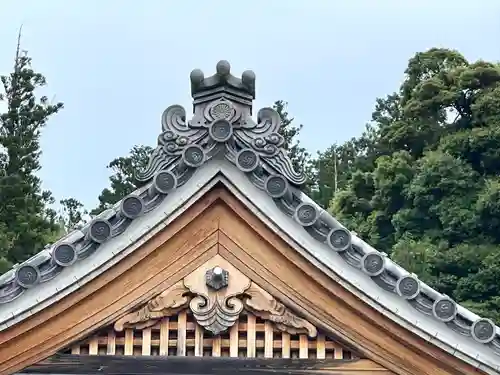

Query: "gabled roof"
left=0, top=60, right=499, bottom=374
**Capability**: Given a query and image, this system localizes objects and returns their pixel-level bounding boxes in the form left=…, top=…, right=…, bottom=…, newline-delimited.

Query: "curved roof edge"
left=0, top=159, right=498, bottom=374
left=0, top=60, right=499, bottom=374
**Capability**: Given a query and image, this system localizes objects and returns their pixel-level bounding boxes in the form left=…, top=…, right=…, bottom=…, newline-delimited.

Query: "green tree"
left=312, top=123, right=378, bottom=208
left=0, top=34, right=64, bottom=272
left=330, top=48, right=500, bottom=323
left=91, top=145, right=153, bottom=216
left=58, top=198, right=88, bottom=232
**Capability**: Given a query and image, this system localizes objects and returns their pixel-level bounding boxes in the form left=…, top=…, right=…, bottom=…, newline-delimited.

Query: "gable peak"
left=135, top=61, right=306, bottom=187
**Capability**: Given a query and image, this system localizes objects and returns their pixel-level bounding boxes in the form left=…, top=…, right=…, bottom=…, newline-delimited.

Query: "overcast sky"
left=1, top=0, right=499, bottom=209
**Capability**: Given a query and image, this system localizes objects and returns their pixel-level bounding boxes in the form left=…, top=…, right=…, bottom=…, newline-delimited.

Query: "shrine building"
left=0, top=60, right=499, bottom=375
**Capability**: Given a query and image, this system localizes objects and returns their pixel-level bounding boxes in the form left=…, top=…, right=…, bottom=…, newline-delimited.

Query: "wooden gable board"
left=0, top=185, right=488, bottom=375
left=0, top=60, right=498, bottom=375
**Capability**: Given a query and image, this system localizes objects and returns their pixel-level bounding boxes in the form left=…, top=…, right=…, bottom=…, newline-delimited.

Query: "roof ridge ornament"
left=2, top=61, right=499, bottom=368
left=135, top=61, right=306, bottom=186
left=190, top=60, right=256, bottom=111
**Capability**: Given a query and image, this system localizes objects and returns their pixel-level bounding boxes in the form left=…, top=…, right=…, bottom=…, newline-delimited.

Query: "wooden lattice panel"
left=61, top=311, right=356, bottom=359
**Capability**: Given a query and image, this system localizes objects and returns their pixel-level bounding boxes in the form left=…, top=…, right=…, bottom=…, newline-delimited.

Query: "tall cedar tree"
left=0, top=34, right=63, bottom=272
left=92, top=100, right=312, bottom=215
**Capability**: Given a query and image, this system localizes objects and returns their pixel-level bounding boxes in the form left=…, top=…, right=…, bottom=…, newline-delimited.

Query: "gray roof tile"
left=0, top=60, right=499, bottom=372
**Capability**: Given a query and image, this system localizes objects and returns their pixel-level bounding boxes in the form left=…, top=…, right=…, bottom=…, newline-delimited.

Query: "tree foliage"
left=2, top=43, right=499, bottom=325
left=0, top=40, right=64, bottom=272
left=327, top=48, right=500, bottom=322
left=91, top=145, right=153, bottom=216
left=58, top=197, right=88, bottom=232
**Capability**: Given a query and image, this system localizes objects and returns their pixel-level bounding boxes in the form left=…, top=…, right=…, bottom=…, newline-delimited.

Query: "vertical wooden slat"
left=212, top=336, right=221, bottom=357
left=264, top=322, right=273, bottom=358
left=316, top=333, right=326, bottom=359
left=194, top=324, right=203, bottom=357
left=88, top=337, right=98, bottom=355
left=159, top=318, right=170, bottom=356
left=281, top=333, right=290, bottom=358
left=60, top=312, right=339, bottom=361
left=124, top=329, right=134, bottom=355
left=299, top=335, right=308, bottom=358
left=177, top=311, right=187, bottom=356
left=247, top=314, right=256, bottom=358
left=107, top=331, right=116, bottom=355
left=229, top=323, right=239, bottom=357
left=333, top=343, right=343, bottom=359
left=142, top=328, right=151, bottom=355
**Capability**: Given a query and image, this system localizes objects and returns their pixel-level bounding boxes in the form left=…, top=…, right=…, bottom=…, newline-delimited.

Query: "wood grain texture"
left=0, top=186, right=485, bottom=375
left=194, top=324, right=203, bottom=357
left=23, top=354, right=392, bottom=375
left=229, top=323, right=238, bottom=357
left=159, top=318, right=169, bottom=356
left=0, top=190, right=222, bottom=374
left=142, top=328, right=151, bottom=355
left=214, top=190, right=483, bottom=375
left=112, top=254, right=316, bottom=339
left=107, top=331, right=116, bottom=355
left=114, top=281, right=190, bottom=332
left=61, top=310, right=353, bottom=359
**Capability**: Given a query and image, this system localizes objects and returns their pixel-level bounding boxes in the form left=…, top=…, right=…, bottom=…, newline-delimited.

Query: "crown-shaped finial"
left=190, top=60, right=256, bottom=110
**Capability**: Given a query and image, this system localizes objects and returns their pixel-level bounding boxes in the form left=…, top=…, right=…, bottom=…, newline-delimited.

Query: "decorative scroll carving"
left=114, top=281, right=190, bottom=331
left=113, top=255, right=317, bottom=337
left=244, top=283, right=317, bottom=338
left=183, top=257, right=250, bottom=336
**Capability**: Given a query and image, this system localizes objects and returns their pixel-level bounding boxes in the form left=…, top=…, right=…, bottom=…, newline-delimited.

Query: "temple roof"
left=0, top=60, right=499, bottom=374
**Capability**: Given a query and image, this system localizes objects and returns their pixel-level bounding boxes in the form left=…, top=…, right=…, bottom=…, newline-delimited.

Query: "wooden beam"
left=0, top=186, right=483, bottom=375
left=21, top=354, right=392, bottom=375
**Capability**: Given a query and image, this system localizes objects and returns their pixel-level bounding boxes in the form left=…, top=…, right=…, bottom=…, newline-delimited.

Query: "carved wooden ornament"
left=183, top=256, right=250, bottom=335
left=244, top=284, right=317, bottom=337
left=114, top=255, right=317, bottom=337
left=114, top=282, right=189, bottom=331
